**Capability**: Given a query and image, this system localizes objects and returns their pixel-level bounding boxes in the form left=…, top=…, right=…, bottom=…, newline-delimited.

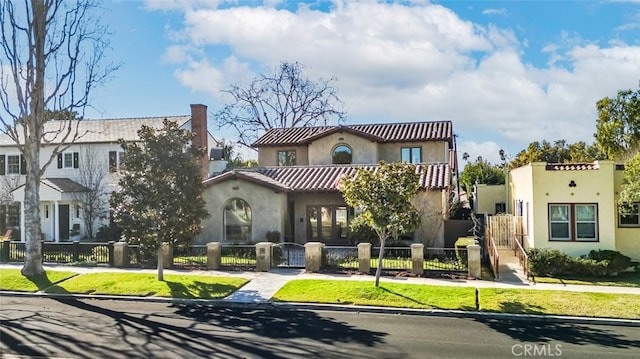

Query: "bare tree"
left=215, top=61, right=346, bottom=145
left=0, top=0, right=116, bottom=275
left=72, top=147, right=108, bottom=239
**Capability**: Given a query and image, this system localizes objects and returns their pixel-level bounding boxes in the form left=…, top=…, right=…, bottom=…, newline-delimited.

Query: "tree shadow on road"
left=0, top=295, right=389, bottom=359
left=474, top=317, right=640, bottom=349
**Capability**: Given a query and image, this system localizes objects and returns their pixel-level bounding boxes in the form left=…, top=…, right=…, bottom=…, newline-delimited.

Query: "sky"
left=85, top=0, right=640, bottom=164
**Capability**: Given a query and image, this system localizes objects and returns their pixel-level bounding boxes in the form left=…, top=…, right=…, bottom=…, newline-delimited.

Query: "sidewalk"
left=2, top=263, right=640, bottom=303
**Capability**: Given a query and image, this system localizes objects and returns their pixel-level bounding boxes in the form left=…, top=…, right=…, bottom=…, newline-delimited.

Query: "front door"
left=307, top=205, right=349, bottom=243
left=59, top=205, right=70, bottom=240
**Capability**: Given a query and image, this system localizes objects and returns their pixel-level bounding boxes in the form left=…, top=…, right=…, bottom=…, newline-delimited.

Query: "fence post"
left=255, top=242, right=273, bottom=272
left=161, top=242, right=173, bottom=269
left=0, top=240, right=9, bottom=263
left=72, top=241, right=80, bottom=262
left=467, top=244, right=481, bottom=279
left=108, top=241, right=115, bottom=267
left=411, top=243, right=424, bottom=275
left=357, top=243, right=371, bottom=273
left=207, top=242, right=221, bottom=270
left=113, top=242, right=129, bottom=268
left=304, top=242, right=323, bottom=272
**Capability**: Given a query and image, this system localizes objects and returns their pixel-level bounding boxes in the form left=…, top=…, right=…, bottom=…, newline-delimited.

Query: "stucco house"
left=196, top=121, right=457, bottom=246
left=475, top=160, right=639, bottom=262
left=0, top=104, right=218, bottom=242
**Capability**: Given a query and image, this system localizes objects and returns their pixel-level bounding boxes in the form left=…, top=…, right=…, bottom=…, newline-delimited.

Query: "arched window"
left=223, top=198, right=252, bottom=242
left=332, top=145, right=352, bottom=164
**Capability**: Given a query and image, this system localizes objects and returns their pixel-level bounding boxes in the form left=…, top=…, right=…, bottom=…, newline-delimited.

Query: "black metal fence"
left=173, top=244, right=207, bottom=268
left=273, top=243, right=305, bottom=268
left=221, top=245, right=256, bottom=268
left=1, top=241, right=111, bottom=265
left=323, top=246, right=359, bottom=270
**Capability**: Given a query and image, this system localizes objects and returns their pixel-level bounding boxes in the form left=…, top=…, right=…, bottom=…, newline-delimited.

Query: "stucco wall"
left=412, top=190, right=446, bottom=247
left=307, top=132, right=378, bottom=165
left=257, top=146, right=309, bottom=166
left=196, top=179, right=287, bottom=245
left=378, top=141, right=448, bottom=163
left=473, top=184, right=507, bottom=215
left=509, top=165, right=534, bottom=248
left=513, top=162, right=618, bottom=258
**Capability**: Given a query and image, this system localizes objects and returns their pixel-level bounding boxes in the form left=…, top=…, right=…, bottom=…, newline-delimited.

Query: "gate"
left=488, top=214, right=524, bottom=249
left=272, top=243, right=305, bottom=268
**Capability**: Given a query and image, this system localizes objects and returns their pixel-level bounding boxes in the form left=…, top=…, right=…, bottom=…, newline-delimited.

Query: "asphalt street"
left=0, top=296, right=638, bottom=359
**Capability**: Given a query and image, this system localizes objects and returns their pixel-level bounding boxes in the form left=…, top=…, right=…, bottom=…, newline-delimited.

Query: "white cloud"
left=482, top=8, right=507, bottom=16
left=457, top=140, right=504, bottom=166
left=147, top=1, right=640, bottom=161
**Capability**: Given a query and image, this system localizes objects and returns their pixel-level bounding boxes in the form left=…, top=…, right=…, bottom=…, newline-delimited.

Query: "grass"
left=479, top=288, right=640, bottom=320
left=0, top=269, right=77, bottom=292
left=272, top=279, right=476, bottom=310
left=533, top=271, right=640, bottom=288
left=273, top=279, right=640, bottom=319
left=45, top=272, right=248, bottom=299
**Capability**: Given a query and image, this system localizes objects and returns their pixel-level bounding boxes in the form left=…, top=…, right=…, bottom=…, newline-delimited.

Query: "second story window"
left=277, top=150, right=296, bottom=166
left=401, top=147, right=422, bottom=163
left=0, top=154, right=27, bottom=175
left=109, top=151, right=126, bottom=173
left=332, top=145, right=352, bottom=164
left=57, top=152, right=79, bottom=169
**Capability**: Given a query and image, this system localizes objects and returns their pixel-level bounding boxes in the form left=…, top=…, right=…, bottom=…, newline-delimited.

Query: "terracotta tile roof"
left=0, top=116, right=191, bottom=146
left=251, top=121, right=452, bottom=147
left=41, top=178, right=89, bottom=193
left=545, top=163, right=600, bottom=171
left=204, top=163, right=451, bottom=192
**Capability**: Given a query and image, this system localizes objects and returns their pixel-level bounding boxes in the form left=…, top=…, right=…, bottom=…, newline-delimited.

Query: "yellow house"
left=507, top=161, right=639, bottom=262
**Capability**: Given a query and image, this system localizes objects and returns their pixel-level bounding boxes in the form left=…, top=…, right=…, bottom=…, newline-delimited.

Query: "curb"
left=2, top=291, right=639, bottom=327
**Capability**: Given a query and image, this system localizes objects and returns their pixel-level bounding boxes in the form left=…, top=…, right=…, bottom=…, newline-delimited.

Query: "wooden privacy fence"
left=488, top=214, right=525, bottom=249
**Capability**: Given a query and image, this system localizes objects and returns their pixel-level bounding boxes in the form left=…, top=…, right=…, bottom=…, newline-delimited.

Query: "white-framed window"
left=401, top=147, right=422, bottom=163
left=549, top=203, right=598, bottom=242
left=109, top=151, right=126, bottom=173
left=619, top=203, right=640, bottom=227
left=7, top=155, right=20, bottom=174
left=57, top=152, right=79, bottom=169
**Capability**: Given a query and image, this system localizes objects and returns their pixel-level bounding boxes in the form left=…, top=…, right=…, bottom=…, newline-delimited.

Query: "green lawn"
left=272, top=279, right=476, bottom=310
left=45, top=272, right=248, bottom=299
left=273, top=279, right=640, bottom=319
left=479, top=288, right=640, bottom=319
left=533, top=271, right=640, bottom=288
left=0, top=269, right=78, bottom=292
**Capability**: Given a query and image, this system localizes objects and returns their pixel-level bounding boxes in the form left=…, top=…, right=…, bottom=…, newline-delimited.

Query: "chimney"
left=190, top=104, right=208, bottom=178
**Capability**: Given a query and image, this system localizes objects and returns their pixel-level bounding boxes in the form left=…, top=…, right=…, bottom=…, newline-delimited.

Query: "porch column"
left=54, top=201, right=59, bottom=242
left=50, top=203, right=55, bottom=242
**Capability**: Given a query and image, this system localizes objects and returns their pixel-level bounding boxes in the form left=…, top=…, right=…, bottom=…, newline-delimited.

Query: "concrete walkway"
left=2, top=263, right=640, bottom=304
left=497, top=249, right=529, bottom=285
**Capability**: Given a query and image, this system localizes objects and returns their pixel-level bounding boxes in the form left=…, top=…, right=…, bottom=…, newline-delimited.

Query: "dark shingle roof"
left=204, top=163, right=450, bottom=192
left=251, top=121, right=453, bottom=147
left=42, top=178, right=89, bottom=193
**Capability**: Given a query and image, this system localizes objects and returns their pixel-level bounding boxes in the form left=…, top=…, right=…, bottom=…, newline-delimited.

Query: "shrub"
left=266, top=230, right=280, bottom=243
left=527, top=248, right=632, bottom=277
left=95, top=223, right=123, bottom=242
left=348, top=223, right=378, bottom=246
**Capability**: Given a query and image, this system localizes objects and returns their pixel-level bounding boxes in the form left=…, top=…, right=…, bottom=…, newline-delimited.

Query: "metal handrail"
left=513, top=235, right=529, bottom=279
left=487, top=234, right=500, bottom=280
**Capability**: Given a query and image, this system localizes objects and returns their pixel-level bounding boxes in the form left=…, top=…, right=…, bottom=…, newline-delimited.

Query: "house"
left=196, top=121, right=457, bottom=246
left=475, top=160, right=640, bottom=262
left=0, top=104, right=218, bottom=242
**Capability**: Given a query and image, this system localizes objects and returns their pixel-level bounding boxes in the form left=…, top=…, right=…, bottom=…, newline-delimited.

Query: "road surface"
left=0, top=296, right=638, bottom=358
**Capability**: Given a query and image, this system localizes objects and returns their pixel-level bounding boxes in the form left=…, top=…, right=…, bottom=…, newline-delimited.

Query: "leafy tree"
left=110, top=120, right=209, bottom=280
left=215, top=61, right=345, bottom=145
left=340, top=162, right=420, bottom=287
left=459, top=157, right=505, bottom=194
left=509, top=140, right=603, bottom=168
left=594, top=84, right=640, bottom=211
left=595, top=84, right=640, bottom=161
left=220, top=140, right=259, bottom=169
left=0, top=1, right=116, bottom=276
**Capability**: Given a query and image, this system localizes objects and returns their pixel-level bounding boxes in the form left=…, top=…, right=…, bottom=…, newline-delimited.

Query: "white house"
left=0, top=104, right=218, bottom=242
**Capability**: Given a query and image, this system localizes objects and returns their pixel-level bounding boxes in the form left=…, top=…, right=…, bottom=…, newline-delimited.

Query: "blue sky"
left=86, top=0, right=640, bottom=164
